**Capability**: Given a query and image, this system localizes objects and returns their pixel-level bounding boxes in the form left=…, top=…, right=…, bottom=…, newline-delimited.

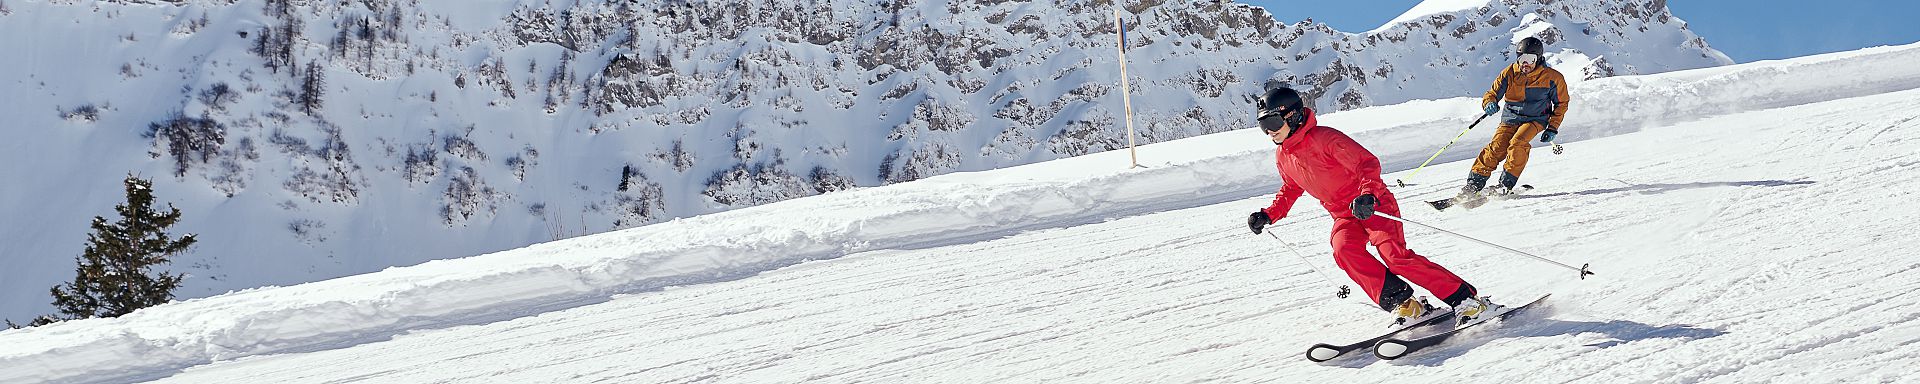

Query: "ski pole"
left=1396, top=113, right=1493, bottom=188
left=1268, top=232, right=1354, bottom=300
left=1371, top=212, right=1595, bottom=280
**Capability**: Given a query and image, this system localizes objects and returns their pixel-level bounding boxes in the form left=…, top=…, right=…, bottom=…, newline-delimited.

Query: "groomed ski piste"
left=6, top=43, right=1920, bottom=383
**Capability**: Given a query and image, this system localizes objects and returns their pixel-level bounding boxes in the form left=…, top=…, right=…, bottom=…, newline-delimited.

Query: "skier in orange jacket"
left=1456, top=36, right=1570, bottom=200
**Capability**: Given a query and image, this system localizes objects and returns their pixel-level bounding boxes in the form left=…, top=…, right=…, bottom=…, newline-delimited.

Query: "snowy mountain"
left=4, top=40, right=1917, bottom=384
left=0, top=0, right=1727, bottom=323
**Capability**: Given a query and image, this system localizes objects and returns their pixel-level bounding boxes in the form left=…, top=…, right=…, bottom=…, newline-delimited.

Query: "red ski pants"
left=1327, top=196, right=1475, bottom=311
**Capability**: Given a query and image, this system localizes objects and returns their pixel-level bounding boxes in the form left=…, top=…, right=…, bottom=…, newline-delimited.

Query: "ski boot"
left=1390, top=296, right=1443, bottom=327
left=1451, top=185, right=1490, bottom=209
left=1459, top=173, right=1494, bottom=206
left=1451, top=296, right=1499, bottom=326
left=1497, top=172, right=1521, bottom=192
left=1483, top=172, right=1522, bottom=197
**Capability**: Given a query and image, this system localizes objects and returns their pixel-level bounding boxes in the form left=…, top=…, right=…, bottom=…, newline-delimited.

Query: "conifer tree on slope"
left=16, top=175, right=196, bottom=327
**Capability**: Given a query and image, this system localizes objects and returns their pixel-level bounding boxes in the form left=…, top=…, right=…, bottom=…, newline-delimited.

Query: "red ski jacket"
left=1262, top=109, right=1394, bottom=221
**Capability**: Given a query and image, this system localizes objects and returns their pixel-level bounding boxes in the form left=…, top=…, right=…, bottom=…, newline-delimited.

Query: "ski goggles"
left=1259, top=114, right=1288, bottom=133
left=1517, top=53, right=1539, bottom=65
left=1259, top=109, right=1305, bottom=133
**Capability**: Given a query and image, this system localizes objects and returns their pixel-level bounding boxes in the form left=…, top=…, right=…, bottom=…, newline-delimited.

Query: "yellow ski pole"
left=1395, top=113, right=1492, bottom=188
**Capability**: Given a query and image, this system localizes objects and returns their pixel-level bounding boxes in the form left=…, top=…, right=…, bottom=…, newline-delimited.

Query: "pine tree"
left=30, top=175, right=196, bottom=326
left=298, top=61, right=326, bottom=115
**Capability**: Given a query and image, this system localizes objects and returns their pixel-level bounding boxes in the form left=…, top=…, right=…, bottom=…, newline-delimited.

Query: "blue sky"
left=1236, top=0, right=1920, bottom=63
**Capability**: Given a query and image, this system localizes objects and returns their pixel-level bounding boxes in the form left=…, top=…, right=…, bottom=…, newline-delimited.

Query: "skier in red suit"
left=1246, top=86, right=1494, bottom=325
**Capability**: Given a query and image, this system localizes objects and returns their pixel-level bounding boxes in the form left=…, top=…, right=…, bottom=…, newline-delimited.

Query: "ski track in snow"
left=6, top=44, right=1920, bottom=383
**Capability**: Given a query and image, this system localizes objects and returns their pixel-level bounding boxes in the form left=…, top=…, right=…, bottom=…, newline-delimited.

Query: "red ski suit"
left=1262, top=110, right=1477, bottom=311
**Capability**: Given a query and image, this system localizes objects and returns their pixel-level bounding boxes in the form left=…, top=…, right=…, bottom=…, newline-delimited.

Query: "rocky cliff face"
left=551, top=0, right=1726, bottom=206
left=0, top=0, right=1727, bottom=319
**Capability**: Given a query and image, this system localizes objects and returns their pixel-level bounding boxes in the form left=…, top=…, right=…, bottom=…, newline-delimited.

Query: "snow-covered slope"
left=3, top=41, right=1917, bottom=384
left=0, top=0, right=1728, bottom=327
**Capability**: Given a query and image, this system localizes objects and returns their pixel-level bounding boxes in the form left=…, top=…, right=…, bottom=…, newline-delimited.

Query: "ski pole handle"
left=1372, top=211, right=1594, bottom=280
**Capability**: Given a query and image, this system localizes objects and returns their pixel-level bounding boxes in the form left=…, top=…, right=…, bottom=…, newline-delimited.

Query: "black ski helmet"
left=1516, top=37, right=1545, bottom=64
left=1258, top=87, right=1309, bottom=133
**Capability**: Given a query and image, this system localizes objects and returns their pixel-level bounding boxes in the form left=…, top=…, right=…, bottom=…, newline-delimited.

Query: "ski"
left=1372, top=294, right=1551, bottom=360
left=1304, top=309, right=1455, bottom=362
left=1428, top=184, right=1532, bottom=211
left=1426, top=196, right=1472, bottom=211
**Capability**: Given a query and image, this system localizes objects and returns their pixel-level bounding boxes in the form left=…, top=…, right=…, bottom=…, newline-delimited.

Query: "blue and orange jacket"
left=1482, top=62, right=1570, bottom=129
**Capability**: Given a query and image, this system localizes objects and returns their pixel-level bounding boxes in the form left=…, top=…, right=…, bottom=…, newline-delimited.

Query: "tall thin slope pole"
left=1113, top=9, right=1139, bottom=168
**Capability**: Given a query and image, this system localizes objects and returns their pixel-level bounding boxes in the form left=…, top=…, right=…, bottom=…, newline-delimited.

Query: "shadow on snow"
left=1323, top=301, right=1727, bottom=368
left=1385, top=307, right=1727, bottom=367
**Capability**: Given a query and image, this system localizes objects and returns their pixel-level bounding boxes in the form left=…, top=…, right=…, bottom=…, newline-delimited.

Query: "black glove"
left=1248, top=211, right=1271, bottom=234
left=1350, top=194, right=1378, bottom=220
left=1540, top=128, right=1558, bottom=143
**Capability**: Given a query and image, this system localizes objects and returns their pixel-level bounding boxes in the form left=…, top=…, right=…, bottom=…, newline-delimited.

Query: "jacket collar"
left=1279, top=108, right=1319, bottom=149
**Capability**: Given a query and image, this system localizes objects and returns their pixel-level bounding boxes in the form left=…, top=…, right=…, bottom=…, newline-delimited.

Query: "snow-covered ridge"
left=3, top=40, right=1916, bottom=384
left=1380, top=0, right=1493, bottom=31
